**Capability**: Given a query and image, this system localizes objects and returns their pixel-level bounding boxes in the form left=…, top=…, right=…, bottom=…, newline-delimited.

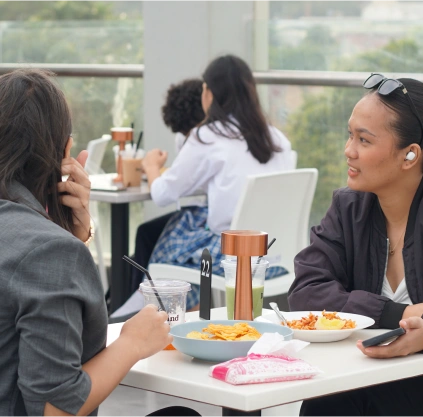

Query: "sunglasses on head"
left=363, top=73, right=423, bottom=147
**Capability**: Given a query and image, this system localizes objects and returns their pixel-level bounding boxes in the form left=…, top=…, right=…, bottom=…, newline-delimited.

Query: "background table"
left=90, top=173, right=205, bottom=314
left=107, top=307, right=423, bottom=415
left=90, top=174, right=151, bottom=313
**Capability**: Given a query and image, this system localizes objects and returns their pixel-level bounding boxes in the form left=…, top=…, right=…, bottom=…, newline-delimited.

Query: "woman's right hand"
left=357, top=316, right=423, bottom=358
left=120, top=304, right=173, bottom=360
left=143, top=148, right=168, bottom=171
left=142, top=149, right=169, bottom=187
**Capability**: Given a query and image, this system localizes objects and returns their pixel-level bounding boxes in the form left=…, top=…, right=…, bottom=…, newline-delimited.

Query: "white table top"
left=89, top=173, right=205, bottom=204
left=89, top=173, right=151, bottom=204
left=107, top=307, right=423, bottom=412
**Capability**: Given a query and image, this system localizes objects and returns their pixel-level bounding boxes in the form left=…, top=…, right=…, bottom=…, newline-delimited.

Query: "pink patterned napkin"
left=209, top=333, right=322, bottom=385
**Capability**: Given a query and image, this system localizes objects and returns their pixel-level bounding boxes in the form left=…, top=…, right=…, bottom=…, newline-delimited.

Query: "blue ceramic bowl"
left=169, top=319, right=293, bottom=362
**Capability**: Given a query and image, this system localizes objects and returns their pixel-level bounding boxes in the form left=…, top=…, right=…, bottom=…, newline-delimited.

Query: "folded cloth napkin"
left=209, top=333, right=322, bottom=385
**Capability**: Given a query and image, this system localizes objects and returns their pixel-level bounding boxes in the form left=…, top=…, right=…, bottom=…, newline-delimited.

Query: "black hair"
left=0, top=68, right=74, bottom=233
left=368, top=78, right=423, bottom=150
left=197, top=54, right=281, bottom=163
left=162, top=79, right=205, bottom=136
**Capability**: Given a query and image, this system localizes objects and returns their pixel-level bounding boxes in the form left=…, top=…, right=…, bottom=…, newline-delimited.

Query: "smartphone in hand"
left=362, top=327, right=406, bottom=348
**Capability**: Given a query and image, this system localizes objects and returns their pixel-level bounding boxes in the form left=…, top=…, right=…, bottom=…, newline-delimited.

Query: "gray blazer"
left=0, top=181, right=108, bottom=416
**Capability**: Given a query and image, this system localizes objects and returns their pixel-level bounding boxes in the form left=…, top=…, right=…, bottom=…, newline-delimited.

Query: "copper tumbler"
left=111, top=127, right=134, bottom=183
left=221, top=230, right=268, bottom=320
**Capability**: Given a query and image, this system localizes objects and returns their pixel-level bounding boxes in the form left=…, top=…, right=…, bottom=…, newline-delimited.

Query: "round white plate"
left=259, top=311, right=375, bottom=343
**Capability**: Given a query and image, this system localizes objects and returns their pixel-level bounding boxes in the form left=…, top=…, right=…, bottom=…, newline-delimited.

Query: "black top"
left=288, top=177, right=423, bottom=329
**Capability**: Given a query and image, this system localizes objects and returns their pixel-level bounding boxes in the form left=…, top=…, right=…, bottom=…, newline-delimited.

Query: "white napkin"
left=248, top=332, right=309, bottom=356
left=255, top=315, right=279, bottom=324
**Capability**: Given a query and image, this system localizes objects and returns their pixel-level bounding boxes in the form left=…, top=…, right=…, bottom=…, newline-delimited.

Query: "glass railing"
left=2, top=63, right=421, bottom=255
left=3, top=2, right=423, bottom=273
left=0, top=17, right=144, bottom=261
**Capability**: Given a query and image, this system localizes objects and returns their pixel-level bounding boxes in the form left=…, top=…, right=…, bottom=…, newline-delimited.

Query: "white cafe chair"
left=291, top=149, right=298, bottom=169
left=149, top=168, right=318, bottom=306
left=85, top=134, right=111, bottom=175
left=85, top=134, right=112, bottom=294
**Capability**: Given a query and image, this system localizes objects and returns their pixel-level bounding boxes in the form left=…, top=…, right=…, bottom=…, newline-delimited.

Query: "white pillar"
left=143, top=1, right=254, bottom=220
left=253, top=1, right=270, bottom=113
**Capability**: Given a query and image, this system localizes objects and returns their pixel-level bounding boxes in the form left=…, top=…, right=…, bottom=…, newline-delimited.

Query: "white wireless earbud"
left=405, top=151, right=416, bottom=161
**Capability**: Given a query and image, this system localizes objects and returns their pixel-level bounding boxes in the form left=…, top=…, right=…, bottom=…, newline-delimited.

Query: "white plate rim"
left=260, top=311, right=375, bottom=342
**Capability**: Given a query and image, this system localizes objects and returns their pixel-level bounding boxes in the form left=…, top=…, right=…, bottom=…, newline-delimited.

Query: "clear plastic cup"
left=221, top=257, right=269, bottom=320
left=138, top=279, right=191, bottom=327
left=121, top=155, right=143, bottom=187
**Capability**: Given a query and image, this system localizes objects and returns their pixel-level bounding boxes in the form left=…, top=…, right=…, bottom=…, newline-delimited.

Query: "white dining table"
left=107, top=307, right=423, bottom=416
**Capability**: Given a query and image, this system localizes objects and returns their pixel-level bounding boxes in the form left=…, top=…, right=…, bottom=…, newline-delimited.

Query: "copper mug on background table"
left=221, top=230, right=268, bottom=320
left=111, top=127, right=134, bottom=183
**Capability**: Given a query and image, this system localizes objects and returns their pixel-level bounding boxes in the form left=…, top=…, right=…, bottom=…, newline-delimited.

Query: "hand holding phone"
left=362, top=327, right=406, bottom=348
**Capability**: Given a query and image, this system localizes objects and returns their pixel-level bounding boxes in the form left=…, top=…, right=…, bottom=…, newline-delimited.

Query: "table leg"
left=110, top=203, right=131, bottom=314
left=222, top=408, right=261, bottom=416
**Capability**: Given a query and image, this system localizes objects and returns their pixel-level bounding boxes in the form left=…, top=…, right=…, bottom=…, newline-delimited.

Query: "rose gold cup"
left=221, top=230, right=268, bottom=320
left=111, top=127, right=133, bottom=182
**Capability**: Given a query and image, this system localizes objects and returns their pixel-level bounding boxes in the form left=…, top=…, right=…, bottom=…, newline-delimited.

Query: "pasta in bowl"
left=260, top=311, right=375, bottom=342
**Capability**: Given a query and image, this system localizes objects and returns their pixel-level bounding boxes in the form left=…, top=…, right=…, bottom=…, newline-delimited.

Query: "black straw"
left=122, top=255, right=166, bottom=312
left=134, top=130, right=143, bottom=157
left=252, top=238, right=276, bottom=278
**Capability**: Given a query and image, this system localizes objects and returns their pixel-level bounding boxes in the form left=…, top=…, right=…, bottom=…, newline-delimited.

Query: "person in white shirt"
left=161, top=78, right=205, bottom=154
left=135, top=55, right=294, bottom=312
left=129, top=78, right=206, bottom=295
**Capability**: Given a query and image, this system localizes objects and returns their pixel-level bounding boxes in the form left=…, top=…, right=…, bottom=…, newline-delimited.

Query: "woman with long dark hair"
left=198, top=54, right=281, bottom=164
left=126, top=78, right=206, bottom=298
left=136, top=54, right=294, bottom=311
left=0, top=68, right=201, bottom=417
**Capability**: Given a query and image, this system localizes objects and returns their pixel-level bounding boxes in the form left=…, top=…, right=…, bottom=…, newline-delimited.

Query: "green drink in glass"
left=221, top=257, right=268, bottom=320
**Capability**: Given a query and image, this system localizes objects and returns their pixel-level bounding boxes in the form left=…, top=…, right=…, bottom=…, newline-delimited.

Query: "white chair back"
left=85, top=134, right=111, bottom=175
left=85, top=134, right=112, bottom=294
left=149, top=168, right=318, bottom=303
left=230, top=169, right=318, bottom=274
left=291, top=149, right=298, bottom=169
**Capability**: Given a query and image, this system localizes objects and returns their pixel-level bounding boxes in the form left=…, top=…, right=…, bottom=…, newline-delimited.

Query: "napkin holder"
left=221, top=230, right=268, bottom=320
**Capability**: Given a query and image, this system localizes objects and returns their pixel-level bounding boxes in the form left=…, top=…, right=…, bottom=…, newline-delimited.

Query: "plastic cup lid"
left=139, top=279, right=191, bottom=293
left=111, top=127, right=133, bottom=132
left=220, top=258, right=269, bottom=268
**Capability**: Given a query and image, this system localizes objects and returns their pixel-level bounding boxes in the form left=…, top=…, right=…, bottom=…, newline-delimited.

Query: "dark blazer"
left=288, top=177, right=423, bottom=329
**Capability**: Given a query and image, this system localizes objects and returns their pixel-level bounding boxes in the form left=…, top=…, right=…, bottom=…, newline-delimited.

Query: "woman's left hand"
left=59, top=150, right=92, bottom=242
left=357, top=316, right=423, bottom=358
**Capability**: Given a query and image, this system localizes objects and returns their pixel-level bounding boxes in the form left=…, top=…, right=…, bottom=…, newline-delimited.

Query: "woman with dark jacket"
left=288, top=73, right=423, bottom=416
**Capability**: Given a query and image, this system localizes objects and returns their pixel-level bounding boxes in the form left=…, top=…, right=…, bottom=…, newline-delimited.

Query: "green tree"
left=269, top=1, right=367, bottom=19
left=270, top=25, right=338, bottom=70
left=285, top=38, right=423, bottom=226
left=0, top=1, right=114, bottom=21
left=32, top=1, right=114, bottom=20
left=0, top=1, right=143, bottom=171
